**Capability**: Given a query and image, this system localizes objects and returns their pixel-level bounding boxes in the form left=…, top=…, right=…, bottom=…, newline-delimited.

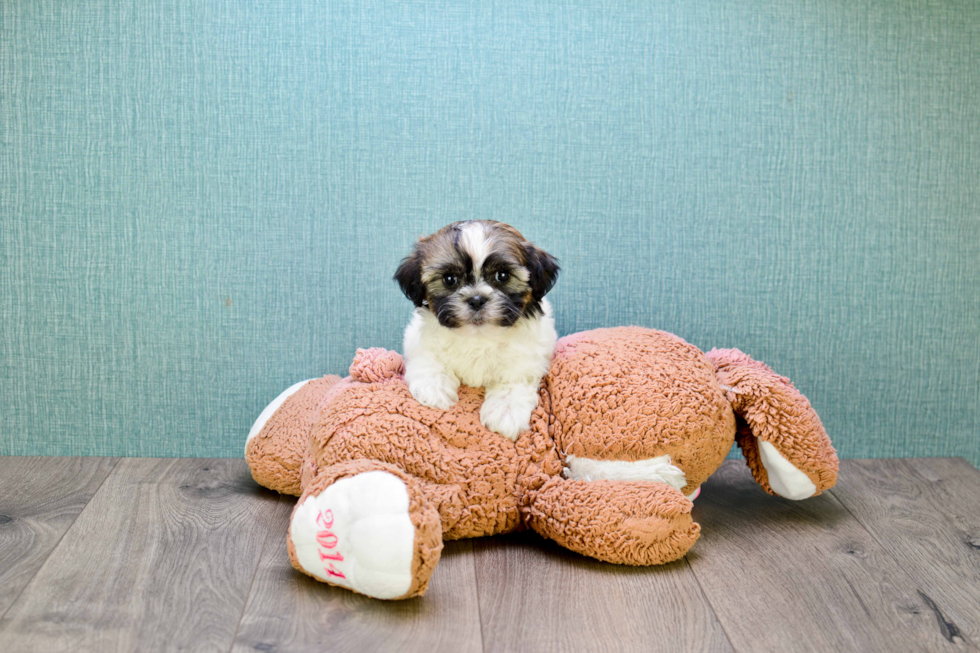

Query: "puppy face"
left=394, top=221, right=559, bottom=328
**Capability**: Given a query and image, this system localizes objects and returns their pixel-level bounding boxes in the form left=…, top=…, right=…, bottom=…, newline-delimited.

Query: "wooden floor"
left=0, top=457, right=978, bottom=652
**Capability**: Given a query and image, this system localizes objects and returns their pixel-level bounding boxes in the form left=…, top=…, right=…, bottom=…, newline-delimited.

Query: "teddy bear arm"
left=245, top=375, right=344, bottom=496
left=523, top=477, right=700, bottom=566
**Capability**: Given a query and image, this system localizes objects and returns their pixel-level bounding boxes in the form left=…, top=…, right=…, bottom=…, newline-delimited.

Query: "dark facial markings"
left=395, top=220, right=560, bottom=327
left=481, top=253, right=521, bottom=288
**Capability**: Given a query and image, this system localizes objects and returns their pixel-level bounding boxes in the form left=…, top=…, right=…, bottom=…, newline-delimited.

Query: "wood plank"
left=831, top=458, right=980, bottom=645
left=232, top=499, right=484, bottom=653
left=0, top=458, right=280, bottom=653
left=0, top=457, right=118, bottom=617
left=473, top=531, right=734, bottom=653
left=687, top=460, right=978, bottom=653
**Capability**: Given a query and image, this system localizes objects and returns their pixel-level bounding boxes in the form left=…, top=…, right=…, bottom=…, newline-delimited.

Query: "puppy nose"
left=467, top=295, right=488, bottom=311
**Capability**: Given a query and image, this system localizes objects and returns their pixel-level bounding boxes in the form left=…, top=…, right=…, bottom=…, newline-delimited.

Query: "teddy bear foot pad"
left=757, top=440, right=817, bottom=500
left=289, top=471, right=418, bottom=599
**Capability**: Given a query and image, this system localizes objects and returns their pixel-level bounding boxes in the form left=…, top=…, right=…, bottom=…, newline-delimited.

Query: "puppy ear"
left=394, top=248, right=426, bottom=307
left=524, top=243, right=560, bottom=301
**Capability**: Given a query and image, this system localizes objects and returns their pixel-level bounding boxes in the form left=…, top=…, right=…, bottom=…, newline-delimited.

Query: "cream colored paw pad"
left=290, top=471, right=416, bottom=599
left=758, top=440, right=817, bottom=500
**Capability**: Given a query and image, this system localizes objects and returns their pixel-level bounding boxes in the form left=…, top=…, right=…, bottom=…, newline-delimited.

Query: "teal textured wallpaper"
left=1, top=0, right=978, bottom=462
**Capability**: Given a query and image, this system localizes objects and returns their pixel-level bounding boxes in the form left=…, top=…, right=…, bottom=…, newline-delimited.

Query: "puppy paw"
left=480, top=404, right=528, bottom=440
left=409, top=374, right=459, bottom=410
left=480, top=384, right=539, bottom=440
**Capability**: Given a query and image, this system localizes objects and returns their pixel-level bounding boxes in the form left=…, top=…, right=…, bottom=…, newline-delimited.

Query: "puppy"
left=394, top=220, right=560, bottom=440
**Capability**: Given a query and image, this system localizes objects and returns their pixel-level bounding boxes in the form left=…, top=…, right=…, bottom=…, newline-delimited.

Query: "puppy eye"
left=443, top=273, right=458, bottom=287
left=494, top=270, right=509, bottom=283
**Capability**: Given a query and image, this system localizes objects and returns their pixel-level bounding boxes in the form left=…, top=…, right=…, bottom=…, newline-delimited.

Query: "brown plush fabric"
left=523, top=477, right=700, bottom=565
left=247, top=328, right=838, bottom=599
left=547, top=327, right=735, bottom=495
left=706, top=348, right=839, bottom=495
left=245, top=375, right=342, bottom=495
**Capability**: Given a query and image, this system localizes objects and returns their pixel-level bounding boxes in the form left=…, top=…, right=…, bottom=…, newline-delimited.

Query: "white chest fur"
left=403, top=298, right=557, bottom=388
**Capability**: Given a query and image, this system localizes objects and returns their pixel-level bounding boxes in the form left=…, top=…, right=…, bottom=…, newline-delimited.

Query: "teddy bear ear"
left=393, top=248, right=427, bottom=307
left=350, top=348, right=405, bottom=383
left=523, top=243, right=560, bottom=301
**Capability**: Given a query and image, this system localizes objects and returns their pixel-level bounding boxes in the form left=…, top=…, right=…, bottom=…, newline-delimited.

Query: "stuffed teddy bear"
left=244, top=326, right=837, bottom=600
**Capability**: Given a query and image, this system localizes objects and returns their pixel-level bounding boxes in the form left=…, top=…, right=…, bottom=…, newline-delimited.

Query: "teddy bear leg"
left=524, top=478, right=700, bottom=566
left=735, top=422, right=822, bottom=500
left=287, top=460, right=443, bottom=600
left=707, top=348, right=839, bottom=499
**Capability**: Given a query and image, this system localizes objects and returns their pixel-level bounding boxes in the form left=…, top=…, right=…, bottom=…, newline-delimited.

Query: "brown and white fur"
left=394, top=220, right=560, bottom=440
